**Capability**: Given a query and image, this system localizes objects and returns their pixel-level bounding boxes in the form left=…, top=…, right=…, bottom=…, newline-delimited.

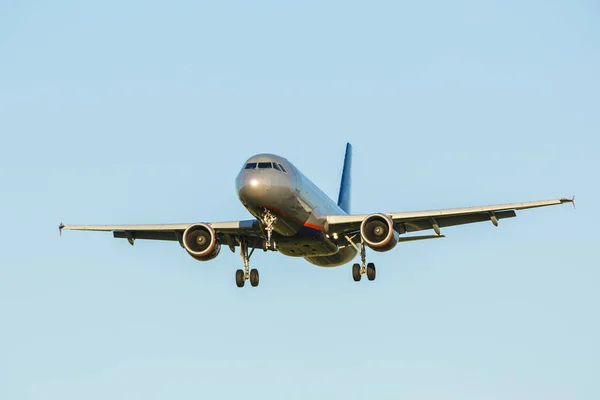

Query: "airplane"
left=59, top=143, right=574, bottom=287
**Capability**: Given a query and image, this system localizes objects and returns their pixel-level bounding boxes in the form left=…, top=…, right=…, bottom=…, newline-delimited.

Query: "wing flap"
left=398, top=234, right=446, bottom=242
left=113, top=230, right=180, bottom=241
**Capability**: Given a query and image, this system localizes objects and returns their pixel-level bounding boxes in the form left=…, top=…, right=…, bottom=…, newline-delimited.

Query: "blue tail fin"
left=337, top=143, right=352, bottom=214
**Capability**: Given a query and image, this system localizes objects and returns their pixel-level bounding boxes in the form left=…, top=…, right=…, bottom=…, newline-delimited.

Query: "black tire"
left=367, top=262, right=376, bottom=281
left=352, top=263, right=361, bottom=282
left=235, top=269, right=245, bottom=288
left=250, top=269, right=260, bottom=287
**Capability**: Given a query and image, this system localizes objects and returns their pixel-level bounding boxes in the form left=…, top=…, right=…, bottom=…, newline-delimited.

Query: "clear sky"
left=1, top=1, right=598, bottom=399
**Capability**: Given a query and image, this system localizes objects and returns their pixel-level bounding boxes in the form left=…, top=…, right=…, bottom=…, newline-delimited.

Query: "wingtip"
left=59, top=222, right=64, bottom=236
left=559, top=196, right=576, bottom=209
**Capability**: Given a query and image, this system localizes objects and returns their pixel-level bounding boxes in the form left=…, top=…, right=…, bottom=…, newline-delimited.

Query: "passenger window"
left=245, top=163, right=257, bottom=170
left=273, top=163, right=282, bottom=171
left=278, top=164, right=287, bottom=173
left=258, top=162, right=272, bottom=169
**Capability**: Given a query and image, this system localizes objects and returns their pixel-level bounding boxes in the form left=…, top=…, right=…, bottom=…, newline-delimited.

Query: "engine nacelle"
left=360, top=213, right=399, bottom=252
left=182, top=223, right=221, bottom=261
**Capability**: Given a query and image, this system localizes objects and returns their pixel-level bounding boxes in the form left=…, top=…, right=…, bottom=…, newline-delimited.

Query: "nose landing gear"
left=235, top=237, right=260, bottom=288
left=260, top=209, right=278, bottom=249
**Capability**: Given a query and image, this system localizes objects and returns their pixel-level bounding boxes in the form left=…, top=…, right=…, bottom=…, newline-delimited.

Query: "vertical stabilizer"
left=337, top=143, right=352, bottom=214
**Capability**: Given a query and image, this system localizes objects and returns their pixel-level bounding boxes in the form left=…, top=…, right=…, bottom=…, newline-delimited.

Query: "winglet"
left=559, top=196, right=576, bottom=210
left=59, top=222, right=64, bottom=236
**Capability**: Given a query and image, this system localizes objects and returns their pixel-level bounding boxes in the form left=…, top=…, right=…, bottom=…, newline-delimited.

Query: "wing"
left=59, top=219, right=262, bottom=248
left=326, top=197, right=574, bottom=237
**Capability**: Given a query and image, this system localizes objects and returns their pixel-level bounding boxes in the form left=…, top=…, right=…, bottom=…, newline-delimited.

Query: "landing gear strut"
left=352, top=237, right=376, bottom=282
left=261, top=209, right=278, bottom=249
left=235, top=237, right=260, bottom=288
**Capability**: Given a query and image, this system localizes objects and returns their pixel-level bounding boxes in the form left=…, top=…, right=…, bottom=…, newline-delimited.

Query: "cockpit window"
left=245, top=163, right=257, bottom=170
left=278, top=163, right=287, bottom=173
left=273, top=163, right=282, bottom=171
left=258, top=162, right=272, bottom=169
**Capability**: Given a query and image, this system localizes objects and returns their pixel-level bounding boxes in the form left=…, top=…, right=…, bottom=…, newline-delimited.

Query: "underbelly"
left=275, top=230, right=338, bottom=257
left=304, top=246, right=357, bottom=267
left=275, top=233, right=357, bottom=267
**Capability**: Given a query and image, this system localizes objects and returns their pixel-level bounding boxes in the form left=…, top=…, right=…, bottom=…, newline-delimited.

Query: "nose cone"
left=237, top=172, right=272, bottom=206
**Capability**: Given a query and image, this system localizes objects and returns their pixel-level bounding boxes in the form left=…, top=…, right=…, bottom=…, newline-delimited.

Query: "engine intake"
left=360, top=213, right=399, bottom=252
left=182, top=223, right=221, bottom=261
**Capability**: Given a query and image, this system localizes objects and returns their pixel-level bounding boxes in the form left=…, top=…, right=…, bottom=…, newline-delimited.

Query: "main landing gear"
left=235, top=237, right=260, bottom=288
left=352, top=239, right=376, bottom=282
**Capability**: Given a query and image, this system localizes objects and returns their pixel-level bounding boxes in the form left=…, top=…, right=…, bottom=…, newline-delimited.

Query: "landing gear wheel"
left=367, top=262, right=376, bottom=281
left=250, top=268, right=260, bottom=287
left=235, top=269, right=245, bottom=288
left=352, top=263, right=362, bottom=282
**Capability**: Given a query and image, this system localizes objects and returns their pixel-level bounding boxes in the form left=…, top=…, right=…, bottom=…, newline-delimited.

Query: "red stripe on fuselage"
left=303, top=222, right=323, bottom=231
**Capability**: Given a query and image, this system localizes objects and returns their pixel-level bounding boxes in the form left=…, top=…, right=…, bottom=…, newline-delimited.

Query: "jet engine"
left=182, top=223, right=221, bottom=261
left=360, top=213, right=399, bottom=252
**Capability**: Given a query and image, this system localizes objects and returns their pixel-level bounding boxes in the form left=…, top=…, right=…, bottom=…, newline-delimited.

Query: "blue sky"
left=1, top=1, right=598, bottom=399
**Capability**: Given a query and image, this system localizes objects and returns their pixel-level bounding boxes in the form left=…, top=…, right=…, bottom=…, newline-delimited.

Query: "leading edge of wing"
left=390, top=197, right=574, bottom=221
left=60, top=223, right=191, bottom=232
left=59, top=219, right=259, bottom=234
left=325, top=197, right=574, bottom=229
